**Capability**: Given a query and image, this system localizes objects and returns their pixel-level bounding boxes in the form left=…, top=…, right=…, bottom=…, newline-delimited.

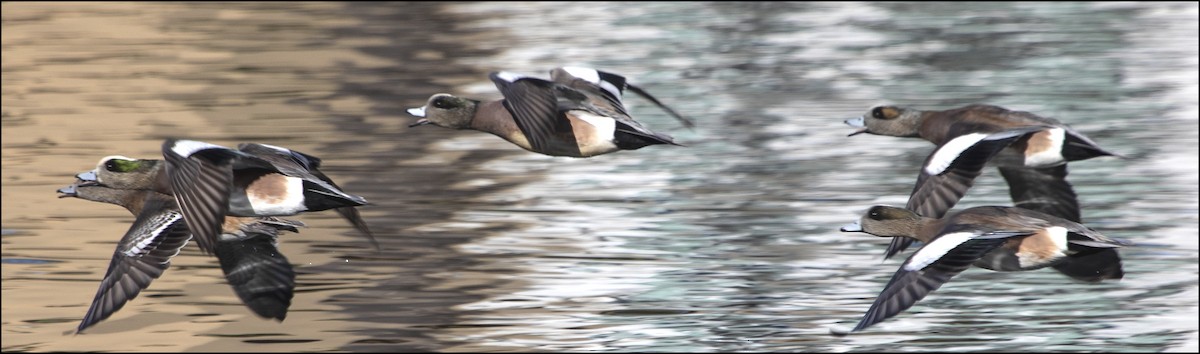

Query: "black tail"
left=614, top=126, right=683, bottom=150
left=1052, top=248, right=1124, bottom=282
left=335, top=206, right=380, bottom=251
left=626, top=83, right=694, bottom=130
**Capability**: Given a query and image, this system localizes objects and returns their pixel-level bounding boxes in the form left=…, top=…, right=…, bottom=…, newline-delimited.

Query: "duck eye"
left=873, top=106, right=900, bottom=120
left=104, top=159, right=138, bottom=172
left=432, top=97, right=452, bottom=109
left=867, top=206, right=888, bottom=220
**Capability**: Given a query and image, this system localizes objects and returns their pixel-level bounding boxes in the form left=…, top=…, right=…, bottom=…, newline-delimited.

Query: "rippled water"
left=3, top=2, right=1197, bottom=352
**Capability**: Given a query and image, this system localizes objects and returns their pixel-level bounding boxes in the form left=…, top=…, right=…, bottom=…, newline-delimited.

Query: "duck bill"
left=407, top=106, right=431, bottom=127
left=407, top=106, right=426, bottom=118
left=844, top=116, right=869, bottom=137
left=408, top=119, right=431, bottom=128
left=58, top=175, right=103, bottom=197
left=56, top=184, right=78, bottom=198
left=76, top=170, right=98, bottom=182
left=840, top=220, right=863, bottom=232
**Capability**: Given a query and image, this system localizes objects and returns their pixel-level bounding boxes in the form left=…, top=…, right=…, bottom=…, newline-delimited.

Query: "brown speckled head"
left=84, top=155, right=168, bottom=192
left=841, top=205, right=927, bottom=240
left=407, top=93, right=480, bottom=130
left=845, top=105, right=924, bottom=138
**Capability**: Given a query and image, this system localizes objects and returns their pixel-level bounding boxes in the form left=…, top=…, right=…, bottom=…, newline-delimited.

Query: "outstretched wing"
left=551, top=67, right=693, bottom=129
left=885, top=126, right=1047, bottom=259
left=489, top=72, right=574, bottom=155
left=998, top=164, right=1080, bottom=223
left=850, top=231, right=1022, bottom=333
left=76, top=200, right=191, bottom=333
left=215, top=229, right=296, bottom=321
left=162, top=139, right=238, bottom=254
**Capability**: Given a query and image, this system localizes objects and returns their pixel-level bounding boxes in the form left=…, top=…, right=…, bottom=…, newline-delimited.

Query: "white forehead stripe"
left=171, top=139, right=227, bottom=158
left=905, top=231, right=976, bottom=271
left=407, top=106, right=426, bottom=117
left=97, top=155, right=136, bottom=167
left=925, top=133, right=989, bottom=175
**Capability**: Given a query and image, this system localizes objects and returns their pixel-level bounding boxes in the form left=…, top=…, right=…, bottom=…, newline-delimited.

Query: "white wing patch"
left=563, top=66, right=622, bottom=102
left=171, top=139, right=228, bottom=158
left=254, top=143, right=291, bottom=154
left=905, top=231, right=977, bottom=271
left=925, top=133, right=990, bottom=175
left=493, top=71, right=528, bottom=83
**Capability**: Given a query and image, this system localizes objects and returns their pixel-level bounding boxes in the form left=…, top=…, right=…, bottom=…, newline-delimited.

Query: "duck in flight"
left=408, top=66, right=693, bottom=157
left=845, top=104, right=1125, bottom=282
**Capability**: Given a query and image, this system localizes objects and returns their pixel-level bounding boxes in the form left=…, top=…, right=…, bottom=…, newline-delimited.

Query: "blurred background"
left=2, top=2, right=1196, bottom=352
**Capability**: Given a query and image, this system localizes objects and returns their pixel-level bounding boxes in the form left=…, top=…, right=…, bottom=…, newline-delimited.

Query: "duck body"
left=844, top=104, right=1125, bottom=282
left=77, top=139, right=375, bottom=254
left=57, top=181, right=299, bottom=333
left=837, top=205, right=1132, bottom=333
left=847, top=104, right=1118, bottom=169
left=408, top=66, right=692, bottom=158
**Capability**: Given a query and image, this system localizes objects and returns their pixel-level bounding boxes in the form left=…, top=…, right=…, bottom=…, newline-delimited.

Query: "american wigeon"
left=408, top=66, right=693, bottom=157
left=57, top=181, right=300, bottom=334
left=835, top=205, right=1132, bottom=334
left=235, top=142, right=374, bottom=246
left=79, top=139, right=376, bottom=254
left=844, top=104, right=1124, bottom=281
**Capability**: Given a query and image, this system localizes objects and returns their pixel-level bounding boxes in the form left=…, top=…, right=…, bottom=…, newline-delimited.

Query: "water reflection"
left=2, top=1, right=1197, bottom=352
